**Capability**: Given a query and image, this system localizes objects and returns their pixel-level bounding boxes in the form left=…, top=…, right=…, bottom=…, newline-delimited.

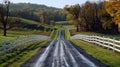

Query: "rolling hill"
left=0, top=17, right=54, bottom=31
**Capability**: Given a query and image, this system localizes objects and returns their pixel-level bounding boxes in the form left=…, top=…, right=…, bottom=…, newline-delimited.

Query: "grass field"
left=19, top=17, right=54, bottom=28
left=72, top=40, right=120, bottom=67
left=0, top=17, right=53, bottom=42
left=55, top=21, right=75, bottom=29
left=19, top=18, right=39, bottom=24
left=0, top=29, right=51, bottom=42
left=0, top=41, right=48, bottom=67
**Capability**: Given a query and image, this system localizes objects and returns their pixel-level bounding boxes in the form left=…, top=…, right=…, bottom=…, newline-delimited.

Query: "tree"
left=0, top=5, right=5, bottom=29
left=105, top=1, right=120, bottom=32
left=0, top=0, right=10, bottom=36
left=64, top=1, right=117, bottom=33
left=64, top=4, right=81, bottom=32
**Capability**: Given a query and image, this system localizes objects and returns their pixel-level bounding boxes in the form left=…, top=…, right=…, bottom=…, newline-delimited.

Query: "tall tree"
left=0, top=0, right=10, bottom=36
left=0, top=6, right=5, bottom=29
left=105, top=0, right=120, bottom=32
left=64, top=1, right=117, bottom=33
left=64, top=4, right=81, bottom=32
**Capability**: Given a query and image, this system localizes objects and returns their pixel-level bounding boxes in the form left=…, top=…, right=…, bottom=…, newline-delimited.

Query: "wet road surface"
left=21, top=30, right=108, bottom=67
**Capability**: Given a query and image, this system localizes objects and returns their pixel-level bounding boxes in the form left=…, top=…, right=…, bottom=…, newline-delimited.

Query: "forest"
left=64, top=1, right=120, bottom=33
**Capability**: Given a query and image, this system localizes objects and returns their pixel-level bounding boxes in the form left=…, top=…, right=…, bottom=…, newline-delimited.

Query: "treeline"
left=9, top=3, right=66, bottom=25
left=64, top=1, right=119, bottom=33
left=36, top=9, right=66, bottom=25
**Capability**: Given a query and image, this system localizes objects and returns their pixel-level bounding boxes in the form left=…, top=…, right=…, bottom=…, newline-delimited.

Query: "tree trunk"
left=3, top=23, right=6, bottom=36
left=76, top=25, right=79, bottom=32
left=3, top=5, right=9, bottom=36
left=118, top=23, right=120, bottom=32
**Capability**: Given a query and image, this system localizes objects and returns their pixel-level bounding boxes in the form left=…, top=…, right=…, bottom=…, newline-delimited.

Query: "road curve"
left=21, top=30, right=108, bottom=67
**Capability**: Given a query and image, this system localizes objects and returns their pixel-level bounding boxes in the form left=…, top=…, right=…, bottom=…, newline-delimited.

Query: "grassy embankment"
left=72, top=40, right=120, bottom=67
left=64, top=29, right=71, bottom=40
left=50, top=29, right=59, bottom=40
left=0, top=41, right=48, bottom=67
left=71, top=30, right=120, bottom=67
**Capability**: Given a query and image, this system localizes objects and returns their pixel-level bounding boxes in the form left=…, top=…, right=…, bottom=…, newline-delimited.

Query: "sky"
left=0, top=0, right=102, bottom=8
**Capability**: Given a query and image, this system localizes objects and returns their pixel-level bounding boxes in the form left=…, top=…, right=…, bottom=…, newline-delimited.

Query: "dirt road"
left=21, top=30, right=108, bottom=67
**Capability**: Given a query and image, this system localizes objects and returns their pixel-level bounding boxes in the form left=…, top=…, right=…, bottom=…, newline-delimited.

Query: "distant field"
left=55, top=21, right=72, bottom=26
left=19, top=17, right=39, bottom=24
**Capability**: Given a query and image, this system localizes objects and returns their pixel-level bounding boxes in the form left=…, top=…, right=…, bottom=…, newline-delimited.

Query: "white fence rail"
left=0, top=35, right=49, bottom=55
left=71, top=34, right=120, bottom=53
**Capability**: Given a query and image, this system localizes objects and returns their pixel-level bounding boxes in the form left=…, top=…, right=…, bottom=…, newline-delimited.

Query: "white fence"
left=71, top=34, right=120, bottom=53
left=0, top=35, right=49, bottom=55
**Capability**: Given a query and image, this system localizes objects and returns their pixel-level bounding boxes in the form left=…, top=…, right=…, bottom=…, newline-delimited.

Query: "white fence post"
left=107, top=37, right=110, bottom=50
left=113, top=38, right=115, bottom=52
left=71, top=34, right=120, bottom=53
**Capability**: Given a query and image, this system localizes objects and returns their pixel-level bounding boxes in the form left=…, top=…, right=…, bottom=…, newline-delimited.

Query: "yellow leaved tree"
left=105, top=0, right=120, bottom=32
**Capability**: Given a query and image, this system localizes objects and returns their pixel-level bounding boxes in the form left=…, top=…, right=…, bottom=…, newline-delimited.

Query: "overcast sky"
left=0, top=0, right=102, bottom=8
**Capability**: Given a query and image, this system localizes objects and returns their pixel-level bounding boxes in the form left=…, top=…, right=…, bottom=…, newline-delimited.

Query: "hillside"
left=0, top=17, right=54, bottom=31
left=9, top=3, right=66, bottom=24
left=10, top=3, right=60, bottom=11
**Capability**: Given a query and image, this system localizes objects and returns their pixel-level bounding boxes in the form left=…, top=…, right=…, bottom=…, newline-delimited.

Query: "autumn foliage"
left=105, top=0, right=120, bottom=32
left=64, top=1, right=118, bottom=33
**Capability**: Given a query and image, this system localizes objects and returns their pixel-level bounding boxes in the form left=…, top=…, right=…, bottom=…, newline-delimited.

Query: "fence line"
left=71, top=34, right=120, bottom=53
left=0, top=35, right=49, bottom=55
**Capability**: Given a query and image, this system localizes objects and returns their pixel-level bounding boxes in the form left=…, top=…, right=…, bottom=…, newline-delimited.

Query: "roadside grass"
left=71, top=30, right=120, bottom=40
left=55, top=21, right=75, bottom=29
left=72, top=40, right=120, bottom=67
left=65, top=29, right=71, bottom=40
left=0, top=40, right=48, bottom=67
left=51, top=29, right=59, bottom=40
left=0, top=29, right=51, bottom=42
